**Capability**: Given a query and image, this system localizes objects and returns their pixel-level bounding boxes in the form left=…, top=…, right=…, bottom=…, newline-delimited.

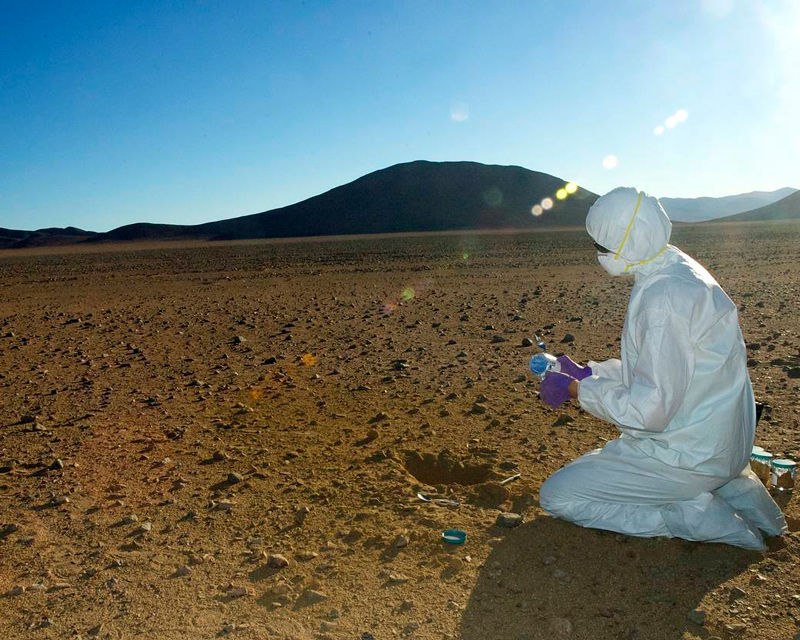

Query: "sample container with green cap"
left=771, top=459, right=796, bottom=492
left=751, top=450, right=773, bottom=485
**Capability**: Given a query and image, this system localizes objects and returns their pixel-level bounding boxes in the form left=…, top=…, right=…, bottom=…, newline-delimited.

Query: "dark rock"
left=688, top=609, right=706, bottom=625
left=496, top=512, right=523, bottom=528
left=267, top=554, right=289, bottom=569
left=730, top=586, right=747, bottom=600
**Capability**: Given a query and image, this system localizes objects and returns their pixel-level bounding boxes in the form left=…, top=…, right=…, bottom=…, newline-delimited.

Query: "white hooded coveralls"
left=539, top=187, right=787, bottom=550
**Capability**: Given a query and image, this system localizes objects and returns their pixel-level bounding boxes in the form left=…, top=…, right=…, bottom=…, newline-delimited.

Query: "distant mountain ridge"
left=0, top=226, right=98, bottom=250
left=659, top=187, right=797, bottom=222
left=101, top=161, right=599, bottom=242
left=1, top=161, right=797, bottom=249
left=711, top=189, right=800, bottom=223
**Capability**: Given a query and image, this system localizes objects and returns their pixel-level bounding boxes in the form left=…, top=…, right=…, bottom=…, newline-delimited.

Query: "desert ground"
left=1, top=223, right=798, bottom=640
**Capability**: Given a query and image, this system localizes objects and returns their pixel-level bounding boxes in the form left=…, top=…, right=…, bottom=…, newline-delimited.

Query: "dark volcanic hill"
left=711, top=190, right=800, bottom=223
left=0, top=226, right=99, bottom=249
left=101, top=161, right=599, bottom=242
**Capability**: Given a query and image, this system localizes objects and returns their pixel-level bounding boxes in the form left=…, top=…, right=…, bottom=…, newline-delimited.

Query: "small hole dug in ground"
left=403, top=449, right=531, bottom=509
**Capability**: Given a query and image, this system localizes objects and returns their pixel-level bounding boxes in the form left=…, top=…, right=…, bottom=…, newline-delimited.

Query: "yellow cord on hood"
left=623, top=244, right=669, bottom=273
left=613, top=190, right=643, bottom=261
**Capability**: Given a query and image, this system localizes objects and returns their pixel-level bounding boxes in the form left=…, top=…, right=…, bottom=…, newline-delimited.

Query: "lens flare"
left=382, top=302, right=397, bottom=315
left=565, top=182, right=578, bottom=194
left=675, top=108, right=689, bottom=122
left=701, top=0, right=733, bottom=19
left=483, top=187, right=503, bottom=206
left=602, top=155, right=618, bottom=170
left=450, top=102, right=469, bottom=122
left=665, top=115, right=678, bottom=129
left=654, top=125, right=665, bottom=135
left=556, top=188, right=567, bottom=200
left=462, top=252, right=469, bottom=260
left=401, top=287, right=415, bottom=301
left=541, top=197, right=553, bottom=210
left=531, top=204, right=543, bottom=217
left=301, top=353, right=317, bottom=366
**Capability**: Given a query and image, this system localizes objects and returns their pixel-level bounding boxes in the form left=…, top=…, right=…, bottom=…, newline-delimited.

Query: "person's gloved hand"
left=556, top=355, right=592, bottom=381
left=539, top=371, right=575, bottom=408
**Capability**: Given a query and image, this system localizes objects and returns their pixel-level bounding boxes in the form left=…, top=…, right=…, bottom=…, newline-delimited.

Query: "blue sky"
left=1, top=0, right=798, bottom=232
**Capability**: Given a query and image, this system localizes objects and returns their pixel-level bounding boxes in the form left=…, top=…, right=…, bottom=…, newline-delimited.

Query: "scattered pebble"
left=267, top=554, right=289, bottom=569
left=388, top=573, right=410, bottom=584
left=688, top=609, right=706, bottom=625
left=730, top=586, right=747, bottom=600
left=447, top=557, right=464, bottom=571
left=392, top=534, right=409, bottom=548
left=549, top=617, right=573, bottom=635
left=496, top=512, right=523, bottom=528
left=134, top=522, right=152, bottom=535
left=295, top=505, right=311, bottom=525
left=301, top=589, right=328, bottom=604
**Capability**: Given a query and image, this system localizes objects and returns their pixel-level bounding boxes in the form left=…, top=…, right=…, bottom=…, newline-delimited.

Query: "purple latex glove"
left=539, top=371, right=574, bottom=408
left=556, top=355, right=592, bottom=381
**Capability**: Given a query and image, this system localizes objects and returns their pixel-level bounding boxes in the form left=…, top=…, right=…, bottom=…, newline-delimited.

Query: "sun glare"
left=450, top=102, right=469, bottom=122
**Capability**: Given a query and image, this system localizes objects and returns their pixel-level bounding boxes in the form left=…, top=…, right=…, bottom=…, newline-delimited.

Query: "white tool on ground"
left=416, top=492, right=460, bottom=506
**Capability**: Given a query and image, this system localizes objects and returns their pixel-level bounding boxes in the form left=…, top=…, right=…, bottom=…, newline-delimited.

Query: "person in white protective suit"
left=537, top=186, right=787, bottom=551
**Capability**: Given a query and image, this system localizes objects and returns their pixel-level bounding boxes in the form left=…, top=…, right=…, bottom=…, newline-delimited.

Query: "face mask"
left=597, top=252, right=629, bottom=277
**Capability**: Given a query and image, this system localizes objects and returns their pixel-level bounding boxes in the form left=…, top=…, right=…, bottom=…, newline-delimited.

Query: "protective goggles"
left=593, top=242, right=612, bottom=254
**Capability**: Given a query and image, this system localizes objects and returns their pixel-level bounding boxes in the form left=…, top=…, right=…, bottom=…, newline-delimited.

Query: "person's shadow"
left=460, top=513, right=763, bottom=640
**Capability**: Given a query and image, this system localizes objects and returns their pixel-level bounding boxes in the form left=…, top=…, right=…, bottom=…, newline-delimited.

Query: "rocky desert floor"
left=1, top=223, right=798, bottom=640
